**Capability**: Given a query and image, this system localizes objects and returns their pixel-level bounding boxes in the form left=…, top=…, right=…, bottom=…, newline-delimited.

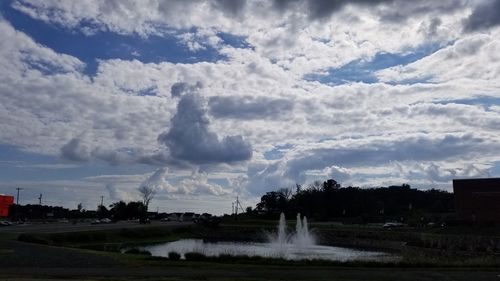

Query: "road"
left=0, top=220, right=192, bottom=234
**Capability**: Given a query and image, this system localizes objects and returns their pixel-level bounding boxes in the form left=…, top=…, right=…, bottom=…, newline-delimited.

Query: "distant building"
left=453, top=178, right=500, bottom=223
left=0, top=195, right=14, bottom=217
left=180, top=212, right=195, bottom=222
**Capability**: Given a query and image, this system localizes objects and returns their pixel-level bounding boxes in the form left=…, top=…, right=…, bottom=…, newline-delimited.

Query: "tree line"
left=254, top=179, right=454, bottom=223
left=9, top=186, right=157, bottom=221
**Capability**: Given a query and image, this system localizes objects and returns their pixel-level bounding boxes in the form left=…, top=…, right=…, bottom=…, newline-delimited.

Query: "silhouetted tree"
left=256, top=179, right=454, bottom=222
left=126, top=201, right=146, bottom=219
left=138, top=186, right=156, bottom=211
left=109, top=201, right=127, bottom=220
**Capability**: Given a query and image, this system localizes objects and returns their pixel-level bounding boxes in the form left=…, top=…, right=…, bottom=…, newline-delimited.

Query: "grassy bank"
left=17, top=224, right=194, bottom=251
left=14, top=220, right=500, bottom=268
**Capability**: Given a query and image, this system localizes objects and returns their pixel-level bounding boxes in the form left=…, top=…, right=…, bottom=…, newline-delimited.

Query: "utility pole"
left=16, top=187, right=22, bottom=205
left=38, top=193, right=42, bottom=205
left=235, top=196, right=239, bottom=216
left=100, top=196, right=104, bottom=207
left=234, top=196, right=244, bottom=219
left=15, top=187, right=23, bottom=221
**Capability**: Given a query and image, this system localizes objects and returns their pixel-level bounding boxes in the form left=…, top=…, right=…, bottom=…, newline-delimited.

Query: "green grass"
left=13, top=221, right=500, bottom=269
left=17, top=225, right=194, bottom=251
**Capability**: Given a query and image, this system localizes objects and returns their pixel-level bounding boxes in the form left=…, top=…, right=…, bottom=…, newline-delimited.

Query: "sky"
left=0, top=0, right=499, bottom=215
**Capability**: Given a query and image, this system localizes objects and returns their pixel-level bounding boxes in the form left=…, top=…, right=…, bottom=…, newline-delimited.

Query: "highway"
left=0, top=220, right=192, bottom=234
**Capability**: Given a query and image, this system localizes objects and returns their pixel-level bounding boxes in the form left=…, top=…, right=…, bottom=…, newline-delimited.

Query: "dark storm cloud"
left=208, top=96, right=293, bottom=120
left=158, top=85, right=252, bottom=164
left=284, top=134, right=499, bottom=182
left=463, top=0, right=500, bottom=32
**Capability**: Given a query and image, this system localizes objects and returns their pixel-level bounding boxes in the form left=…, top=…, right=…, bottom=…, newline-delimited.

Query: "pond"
left=143, top=239, right=396, bottom=262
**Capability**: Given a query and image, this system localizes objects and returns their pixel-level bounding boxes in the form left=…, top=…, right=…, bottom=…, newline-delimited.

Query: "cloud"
left=287, top=134, right=497, bottom=173
left=463, top=0, right=500, bottom=32
left=245, top=161, right=295, bottom=195
left=376, top=33, right=500, bottom=84
left=211, top=0, right=247, bottom=17
left=3, top=1, right=500, bottom=212
left=60, top=138, right=90, bottom=162
left=396, top=162, right=491, bottom=183
left=322, top=165, right=353, bottom=184
left=140, top=168, right=229, bottom=196
left=208, top=96, right=294, bottom=120
left=240, top=132, right=500, bottom=195
left=170, top=81, right=203, bottom=98
left=158, top=84, right=252, bottom=164
left=272, top=0, right=393, bottom=20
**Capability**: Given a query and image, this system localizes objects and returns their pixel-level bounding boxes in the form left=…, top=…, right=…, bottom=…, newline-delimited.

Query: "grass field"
left=1, top=220, right=500, bottom=280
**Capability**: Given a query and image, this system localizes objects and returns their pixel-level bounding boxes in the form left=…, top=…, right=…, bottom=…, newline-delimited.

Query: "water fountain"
left=271, top=212, right=315, bottom=257
left=273, top=213, right=314, bottom=249
left=143, top=213, right=394, bottom=261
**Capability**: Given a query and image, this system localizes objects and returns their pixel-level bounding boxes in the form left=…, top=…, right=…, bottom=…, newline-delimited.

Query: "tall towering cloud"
left=158, top=83, right=252, bottom=164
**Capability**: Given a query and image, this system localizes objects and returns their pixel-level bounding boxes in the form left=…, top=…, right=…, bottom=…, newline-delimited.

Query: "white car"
left=100, top=218, right=112, bottom=223
left=383, top=222, right=403, bottom=229
left=0, top=221, right=12, bottom=226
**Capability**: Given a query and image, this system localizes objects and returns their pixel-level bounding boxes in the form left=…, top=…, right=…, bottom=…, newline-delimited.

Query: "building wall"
left=0, top=195, right=14, bottom=217
left=453, top=178, right=500, bottom=223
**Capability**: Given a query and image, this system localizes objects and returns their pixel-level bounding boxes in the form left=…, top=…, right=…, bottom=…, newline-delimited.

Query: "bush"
left=184, top=252, right=207, bottom=261
left=124, top=248, right=151, bottom=255
left=168, top=251, right=181, bottom=261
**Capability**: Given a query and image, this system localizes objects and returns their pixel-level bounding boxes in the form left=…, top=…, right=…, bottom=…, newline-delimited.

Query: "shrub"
left=184, top=252, right=207, bottom=261
left=168, top=251, right=181, bottom=261
left=124, top=248, right=151, bottom=255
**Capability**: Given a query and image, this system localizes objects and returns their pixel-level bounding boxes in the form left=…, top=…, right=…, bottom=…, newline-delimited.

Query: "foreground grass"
left=2, top=222, right=499, bottom=281
left=16, top=222, right=500, bottom=268
left=17, top=224, right=194, bottom=251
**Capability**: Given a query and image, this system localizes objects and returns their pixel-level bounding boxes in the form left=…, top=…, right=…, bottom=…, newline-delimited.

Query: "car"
left=139, top=218, right=151, bottom=224
left=383, top=222, right=403, bottom=229
left=100, top=218, right=112, bottom=224
left=0, top=221, right=12, bottom=227
left=90, top=219, right=101, bottom=225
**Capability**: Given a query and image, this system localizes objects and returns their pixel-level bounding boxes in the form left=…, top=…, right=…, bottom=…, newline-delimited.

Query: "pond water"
left=143, top=239, right=395, bottom=262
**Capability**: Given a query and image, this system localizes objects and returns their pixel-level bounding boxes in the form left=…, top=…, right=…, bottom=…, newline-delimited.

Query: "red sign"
left=0, top=195, right=14, bottom=217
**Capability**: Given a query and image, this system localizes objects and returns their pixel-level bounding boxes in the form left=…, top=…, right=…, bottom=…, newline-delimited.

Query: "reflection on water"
left=144, top=239, right=395, bottom=261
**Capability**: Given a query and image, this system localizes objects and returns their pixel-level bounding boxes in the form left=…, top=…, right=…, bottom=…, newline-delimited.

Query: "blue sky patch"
left=435, top=96, right=500, bottom=108
left=0, top=144, right=154, bottom=182
left=305, top=44, right=444, bottom=85
left=0, top=1, right=248, bottom=76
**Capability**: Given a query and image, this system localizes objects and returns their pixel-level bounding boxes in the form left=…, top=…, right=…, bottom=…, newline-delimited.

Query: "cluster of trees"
left=97, top=186, right=156, bottom=220
left=255, top=179, right=454, bottom=222
left=9, top=186, right=157, bottom=221
left=8, top=201, right=149, bottom=220
left=97, top=201, right=147, bottom=220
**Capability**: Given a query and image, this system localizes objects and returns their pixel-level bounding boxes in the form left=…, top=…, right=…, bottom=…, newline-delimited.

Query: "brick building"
left=453, top=178, right=500, bottom=223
